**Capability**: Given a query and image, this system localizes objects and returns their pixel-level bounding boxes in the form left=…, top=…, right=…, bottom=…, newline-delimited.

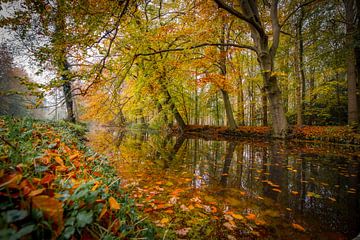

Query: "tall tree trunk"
left=219, top=23, right=237, bottom=130
left=344, top=0, right=359, bottom=125
left=163, top=88, right=187, bottom=131
left=295, top=9, right=306, bottom=126
left=294, top=36, right=303, bottom=126
left=221, top=89, right=237, bottom=129
left=62, top=77, right=75, bottom=123
left=237, top=77, right=245, bottom=125
left=55, top=0, right=75, bottom=122
left=214, top=0, right=290, bottom=136
left=261, top=87, right=268, bottom=126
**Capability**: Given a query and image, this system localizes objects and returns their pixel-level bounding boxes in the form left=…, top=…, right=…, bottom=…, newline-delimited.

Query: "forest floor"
left=181, top=124, right=360, bottom=145
left=0, top=117, right=154, bottom=239
left=1, top=117, right=359, bottom=240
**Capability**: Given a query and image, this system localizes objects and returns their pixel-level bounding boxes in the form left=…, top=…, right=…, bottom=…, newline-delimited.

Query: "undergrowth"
left=0, top=116, right=154, bottom=239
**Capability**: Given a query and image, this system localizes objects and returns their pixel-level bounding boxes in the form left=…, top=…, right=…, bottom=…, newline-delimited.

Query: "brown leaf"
left=32, top=195, right=64, bottom=231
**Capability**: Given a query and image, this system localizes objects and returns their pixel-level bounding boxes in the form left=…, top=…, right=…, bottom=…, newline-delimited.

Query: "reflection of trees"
left=111, top=131, right=360, bottom=238
left=220, top=142, right=237, bottom=187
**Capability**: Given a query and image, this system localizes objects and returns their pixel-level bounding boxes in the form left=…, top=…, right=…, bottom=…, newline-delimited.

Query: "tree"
left=214, top=0, right=316, bottom=137
left=344, top=0, right=359, bottom=126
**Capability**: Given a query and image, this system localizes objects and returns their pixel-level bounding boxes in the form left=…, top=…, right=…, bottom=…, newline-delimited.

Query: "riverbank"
left=0, top=117, right=154, bottom=239
left=180, top=125, right=360, bottom=145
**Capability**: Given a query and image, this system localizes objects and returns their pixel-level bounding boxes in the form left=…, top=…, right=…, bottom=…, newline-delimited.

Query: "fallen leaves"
left=109, top=197, right=121, bottom=210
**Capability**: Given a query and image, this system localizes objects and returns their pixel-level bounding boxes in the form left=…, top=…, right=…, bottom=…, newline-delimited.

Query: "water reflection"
left=89, top=128, right=360, bottom=239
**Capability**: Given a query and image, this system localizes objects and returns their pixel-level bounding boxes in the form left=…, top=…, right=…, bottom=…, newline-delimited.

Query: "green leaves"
left=2, top=210, right=28, bottom=223
left=76, top=210, right=93, bottom=228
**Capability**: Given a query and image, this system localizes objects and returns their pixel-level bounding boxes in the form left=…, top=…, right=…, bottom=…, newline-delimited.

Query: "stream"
left=88, top=127, right=360, bottom=239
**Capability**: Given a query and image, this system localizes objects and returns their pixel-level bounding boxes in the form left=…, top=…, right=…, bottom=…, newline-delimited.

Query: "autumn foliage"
left=0, top=117, right=154, bottom=239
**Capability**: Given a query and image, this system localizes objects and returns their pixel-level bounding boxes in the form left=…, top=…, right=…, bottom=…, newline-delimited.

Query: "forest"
left=0, top=0, right=360, bottom=239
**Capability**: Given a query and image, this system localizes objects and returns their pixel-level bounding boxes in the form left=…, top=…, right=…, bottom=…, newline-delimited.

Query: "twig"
left=0, top=136, right=17, bottom=150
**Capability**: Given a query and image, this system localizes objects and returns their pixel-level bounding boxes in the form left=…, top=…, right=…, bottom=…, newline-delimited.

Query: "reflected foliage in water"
left=89, top=128, right=360, bottom=239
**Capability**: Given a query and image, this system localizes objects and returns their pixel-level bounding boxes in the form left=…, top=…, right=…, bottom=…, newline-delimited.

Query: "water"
left=89, top=128, right=360, bottom=239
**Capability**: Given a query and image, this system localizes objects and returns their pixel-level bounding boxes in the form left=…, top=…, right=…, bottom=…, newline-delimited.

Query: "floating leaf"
left=306, top=192, right=321, bottom=198
left=328, top=197, right=336, bottom=202
left=109, top=197, right=120, bottom=210
left=292, top=223, right=305, bottom=232
left=272, top=188, right=282, bottom=193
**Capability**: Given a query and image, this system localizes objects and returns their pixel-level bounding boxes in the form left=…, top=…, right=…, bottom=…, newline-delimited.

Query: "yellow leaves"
left=225, top=211, right=244, bottom=221
left=109, top=197, right=120, bottom=210
left=160, top=217, right=170, bottom=224
left=54, top=156, right=64, bottom=166
left=292, top=223, right=305, bottom=232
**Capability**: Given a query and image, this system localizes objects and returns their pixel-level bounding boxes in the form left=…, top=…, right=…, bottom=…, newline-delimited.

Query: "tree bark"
left=295, top=9, right=306, bottom=126
left=219, top=22, right=237, bottom=130
left=237, top=77, right=245, bottom=125
left=55, top=0, right=75, bottom=122
left=215, top=0, right=288, bottom=137
left=261, top=87, right=268, bottom=126
left=344, top=0, right=359, bottom=125
left=221, top=89, right=237, bottom=129
left=163, top=88, right=187, bottom=131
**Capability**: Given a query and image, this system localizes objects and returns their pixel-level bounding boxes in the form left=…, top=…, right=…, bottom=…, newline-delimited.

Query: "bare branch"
left=280, top=0, right=318, bottom=28
left=213, top=0, right=265, bottom=37
left=135, top=42, right=258, bottom=57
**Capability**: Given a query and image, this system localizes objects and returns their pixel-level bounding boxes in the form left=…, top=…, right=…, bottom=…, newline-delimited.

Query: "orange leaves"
left=40, top=173, right=55, bottom=185
left=0, top=173, right=22, bottom=189
left=109, top=197, right=121, bottom=210
left=32, top=195, right=64, bottom=233
left=28, top=188, right=45, bottom=197
left=245, top=213, right=257, bottom=221
left=292, top=223, right=306, bottom=232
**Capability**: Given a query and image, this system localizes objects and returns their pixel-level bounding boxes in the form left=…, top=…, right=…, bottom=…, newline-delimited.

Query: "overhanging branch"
left=134, top=43, right=258, bottom=57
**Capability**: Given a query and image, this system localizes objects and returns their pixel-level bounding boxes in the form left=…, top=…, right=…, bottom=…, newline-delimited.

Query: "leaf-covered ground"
left=0, top=117, right=154, bottom=239
left=182, top=124, right=360, bottom=144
